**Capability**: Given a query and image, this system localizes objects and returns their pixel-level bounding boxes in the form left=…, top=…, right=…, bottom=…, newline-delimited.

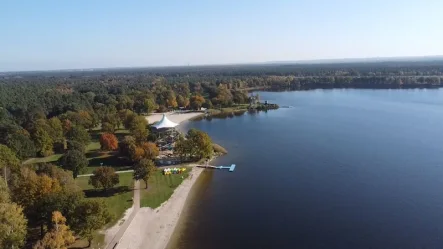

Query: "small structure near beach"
left=152, top=114, right=178, bottom=129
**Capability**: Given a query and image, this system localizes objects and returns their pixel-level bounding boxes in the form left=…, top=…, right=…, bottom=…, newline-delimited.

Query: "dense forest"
left=1, top=61, right=442, bottom=155
left=1, top=60, right=443, bottom=248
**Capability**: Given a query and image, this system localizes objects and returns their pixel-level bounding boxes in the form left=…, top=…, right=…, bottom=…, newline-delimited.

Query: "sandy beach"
left=103, top=113, right=208, bottom=249
left=114, top=166, right=204, bottom=249
left=145, top=112, right=203, bottom=125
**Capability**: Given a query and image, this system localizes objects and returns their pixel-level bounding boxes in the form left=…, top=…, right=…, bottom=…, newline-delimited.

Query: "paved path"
left=77, top=169, right=134, bottom=177
left=105, top=180, right=140, bottom=249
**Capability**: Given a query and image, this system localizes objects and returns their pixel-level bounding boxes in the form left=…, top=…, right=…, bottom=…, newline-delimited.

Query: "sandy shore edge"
left=102, top=112, right=208, bottom=249
left=114, top=165, right=204, bottom=249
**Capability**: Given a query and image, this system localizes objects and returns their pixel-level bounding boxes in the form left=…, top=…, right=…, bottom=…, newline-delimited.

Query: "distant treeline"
left=1, top=61, right=443, bottom=113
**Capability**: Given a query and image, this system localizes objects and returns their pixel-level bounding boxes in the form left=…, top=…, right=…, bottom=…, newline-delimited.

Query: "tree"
left=119, top=109, right=135, bottom=129
left=212, top=84, right=233, bottom=107
left=133, top=159, right=156, bottom=189
left=66, top=140, right=85, bottom=153
left=101, top=114, right=118, bottom=133
left=202, top=99, right=213, bottom=109
left=101, top=122, right=115, bottom=133
left=64, top=110, right=93, bottom=129
left=47, top=117, right=64, bottom=144
left=128, top=145, right=144, bottom=162
left=190, top=94, right=206, bottom=110
left=71, top=200, right=112, bottom=247
left=174, top=135, right=190, bottom=160
left=0, top=202, right=28, bottom=249
left=89, top=167, right=119, bottom=192
left=140, top=142, right=159, bottom=160
left=116, top=95, right=134, bottom=111
left=176, top=95, right=189, bottom=108
left=166, top=91, right=178, bottom=109
left=0, top=145, right=20, bottom=186
left=0, top=177, right=9, bottom=203
left=10, top=168, right=64, bottom=237
left=6, top=132, right=36, bottom=159
left=119, top=135, right=136, bottom=158
left=144, top=98, right=158, bottom=114
left=33, top=211, right=75, bottom=249
left=180, top=129, right=213, bottom=160
left=33, top=126, right=54, bottom=157
left=61, top=119, right=72, bottom=135
left=66, top=125, right=91, bottom=146
left=126, top=114, right=148, bottom=143
left=232, top=90, right=249, bottom=104
left=99, top=133, right=118, bottom=151
left=59, top=150, right=88, bottom=178
left=0, top=177, right=27, bottom=249
left=31, top=164, right=85, bottom=235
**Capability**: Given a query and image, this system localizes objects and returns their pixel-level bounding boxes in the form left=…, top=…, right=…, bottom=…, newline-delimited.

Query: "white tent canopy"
left=152, top=114, right=178, bottom=129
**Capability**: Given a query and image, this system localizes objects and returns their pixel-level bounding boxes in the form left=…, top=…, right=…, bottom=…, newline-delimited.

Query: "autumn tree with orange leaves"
left=100, top=133, right=118, bottom=151
left=33, top=211, right=75, bottom=249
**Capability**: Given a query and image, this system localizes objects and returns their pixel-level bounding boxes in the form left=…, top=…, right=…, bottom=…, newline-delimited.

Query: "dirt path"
left=105, top=180, right=140, bottom=249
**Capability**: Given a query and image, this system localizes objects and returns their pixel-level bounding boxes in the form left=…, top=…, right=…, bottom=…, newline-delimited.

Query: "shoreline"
left=110, top=116, right=218, bottom=249
left=164, top=164, right=214, bottom=249
left=114, top=164, right=207, bottom=249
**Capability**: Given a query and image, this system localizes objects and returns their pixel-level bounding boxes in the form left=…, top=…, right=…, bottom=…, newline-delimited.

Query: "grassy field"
left=75, top=172, right=134, bottom=224
left=86, top=141, right=100, bottom=151
left=25, top=139, right=132, bottom=175
left=24, top=140, right=100, bottom=165
left=24, top=154, right=62, bottom=164
left=140, top=169, right=189, bottom=208
left=71, top=172, right=133, bottom=249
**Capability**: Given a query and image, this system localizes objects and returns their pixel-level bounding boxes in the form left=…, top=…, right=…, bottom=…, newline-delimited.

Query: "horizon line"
left=2, top=55, right=443, bottom=74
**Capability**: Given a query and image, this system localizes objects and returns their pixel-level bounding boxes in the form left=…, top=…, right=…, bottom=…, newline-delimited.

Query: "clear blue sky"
left=1, top=0, right=442, bottom=71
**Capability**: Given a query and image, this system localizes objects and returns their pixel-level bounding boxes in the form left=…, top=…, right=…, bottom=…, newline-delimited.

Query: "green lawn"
left=75, top=172, right=134, bottom=225
left=140, top=169, right=189, bottom=208
left=24, top=154, right=62, bottom=164
left=83, top=165, right=131, bottom=174
left=86, top=141, right=100, bottom=151
left=71, top=173, right=133, bottom=249
left=25, top=141, right=101, bottom=165
left=115, top=129, right=130, bottom=135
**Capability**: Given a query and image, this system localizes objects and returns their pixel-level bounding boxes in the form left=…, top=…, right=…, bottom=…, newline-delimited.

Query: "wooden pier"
left=197, top=164, right=236, bottom=172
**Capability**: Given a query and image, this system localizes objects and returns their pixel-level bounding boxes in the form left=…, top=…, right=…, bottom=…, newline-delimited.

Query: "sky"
left=1, top=0, right=442, bottom=71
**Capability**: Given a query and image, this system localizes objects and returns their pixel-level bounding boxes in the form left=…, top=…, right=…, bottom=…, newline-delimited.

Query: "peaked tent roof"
left=152, top=114, right=178, bottom=129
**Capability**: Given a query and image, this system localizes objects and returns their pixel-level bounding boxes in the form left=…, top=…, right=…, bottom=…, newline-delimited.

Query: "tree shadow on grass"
left=85, top=150, right=106, bottom=159
left=84, top=186, right=132, bottom=198
left=88, top=154, right=131, bottom=167
left=89, top=130, right=102, bottom=141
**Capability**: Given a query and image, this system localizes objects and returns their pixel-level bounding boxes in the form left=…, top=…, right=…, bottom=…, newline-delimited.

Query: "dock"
left=197, top=164, right=236, bottom=172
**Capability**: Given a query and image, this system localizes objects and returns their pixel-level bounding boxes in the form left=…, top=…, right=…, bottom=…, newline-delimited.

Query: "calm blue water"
left=175, top=89, right=443, bottom=249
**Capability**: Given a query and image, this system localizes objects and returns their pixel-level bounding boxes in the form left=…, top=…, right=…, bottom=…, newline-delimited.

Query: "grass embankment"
left=140, top=169, right=189, bottom=208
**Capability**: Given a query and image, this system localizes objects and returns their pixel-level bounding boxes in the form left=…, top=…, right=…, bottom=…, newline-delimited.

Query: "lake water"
left=173, top=89, right=443, bottom=249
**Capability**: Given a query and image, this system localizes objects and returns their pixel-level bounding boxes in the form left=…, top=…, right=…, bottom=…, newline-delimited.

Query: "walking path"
left=77, top=169, right=134, bottom=177
left=105, top=180, right=140, bottom=249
